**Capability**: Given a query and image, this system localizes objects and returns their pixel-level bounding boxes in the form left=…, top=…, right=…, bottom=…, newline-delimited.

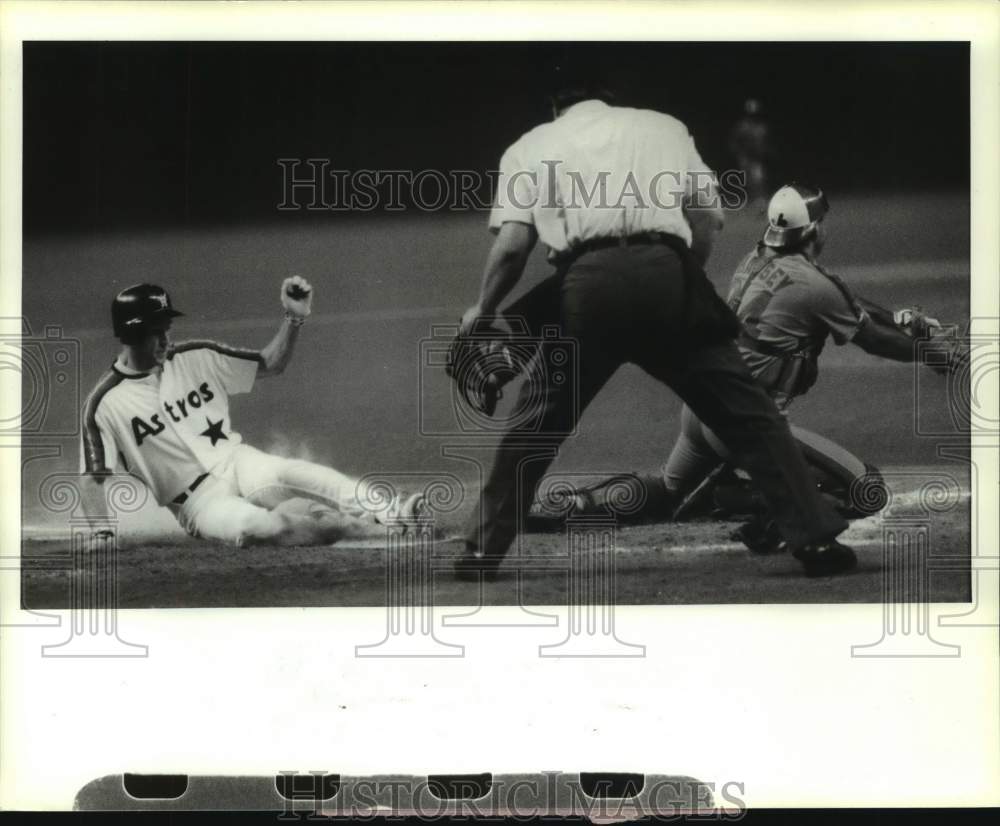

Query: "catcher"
left=447, top=183, right=968, bottom=552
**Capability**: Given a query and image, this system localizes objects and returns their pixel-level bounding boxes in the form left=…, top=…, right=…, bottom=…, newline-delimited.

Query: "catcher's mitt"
left=893, top=307, right=969, bottom=375
left=893, top=306, right=941, bottom=339
left=444, top=323, right=521, bottom=416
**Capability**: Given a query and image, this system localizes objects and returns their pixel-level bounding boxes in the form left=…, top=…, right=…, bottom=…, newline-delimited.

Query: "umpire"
left=455, top=69, right=856, bottom=579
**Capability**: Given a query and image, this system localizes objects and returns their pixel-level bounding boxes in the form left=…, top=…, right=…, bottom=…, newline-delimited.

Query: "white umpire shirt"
left=80, top=341, right=261, bottom=505
left=491, top=99, right=719, bottom=253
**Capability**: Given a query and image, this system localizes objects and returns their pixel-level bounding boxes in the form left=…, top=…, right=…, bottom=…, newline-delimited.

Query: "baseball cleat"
left=731, top=517, right=785, bottom=554
left=791, top=540, right=858, bottom=577
left=399, top=492, right=426, bottom=521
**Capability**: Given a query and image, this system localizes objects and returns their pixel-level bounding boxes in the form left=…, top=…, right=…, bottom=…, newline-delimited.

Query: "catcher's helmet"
left=763, top=183, right=829, bottom=249
left=111, top=283, right=183, bottom=342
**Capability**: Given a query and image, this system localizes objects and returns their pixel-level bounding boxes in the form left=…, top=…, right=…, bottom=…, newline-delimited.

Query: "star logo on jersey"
left=199, top=417, right=228, bottom=446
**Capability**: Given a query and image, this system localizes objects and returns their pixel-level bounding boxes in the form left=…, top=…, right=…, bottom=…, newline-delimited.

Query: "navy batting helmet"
left=763, top=183, right=829, bottom=249
left=111, top=284, right=183, bottom=342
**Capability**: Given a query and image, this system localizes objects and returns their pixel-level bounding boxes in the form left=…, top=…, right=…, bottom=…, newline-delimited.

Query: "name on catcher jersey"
left=728, top=247, right=868, bottom=360
left=81, top=341, right=261, bottom=505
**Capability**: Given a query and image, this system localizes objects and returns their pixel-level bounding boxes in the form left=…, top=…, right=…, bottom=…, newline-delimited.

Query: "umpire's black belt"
left=737, top=331, right=813, bottom=357
left=172, top=472, right=209, bottom=505
left=562, top=231, right=686, bottom=263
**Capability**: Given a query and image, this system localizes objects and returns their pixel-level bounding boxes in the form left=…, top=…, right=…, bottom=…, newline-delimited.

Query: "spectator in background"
left=729, top=98, right=772, bottom=209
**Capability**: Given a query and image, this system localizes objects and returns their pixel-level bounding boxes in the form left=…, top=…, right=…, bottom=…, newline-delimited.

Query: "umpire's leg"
left=642, top=342, right=849, bottom=549
left=502, top=273, right=563, bottom=336
left=459, top=338, right=617, bottom=576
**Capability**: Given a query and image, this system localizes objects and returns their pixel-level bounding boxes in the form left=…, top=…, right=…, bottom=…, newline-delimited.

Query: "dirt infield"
left=19, top=193, right=973, bottom=608
left=21, top=465, right=971, bottom=608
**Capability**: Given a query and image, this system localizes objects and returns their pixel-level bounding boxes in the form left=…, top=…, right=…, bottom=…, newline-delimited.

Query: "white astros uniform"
left=81, top=340, right=371, bottom=545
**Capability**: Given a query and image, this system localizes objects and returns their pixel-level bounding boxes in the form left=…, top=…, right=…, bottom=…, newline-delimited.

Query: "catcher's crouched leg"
left=841, top=463, right=889, bottom=519
left=524, top=472, right=678, bottom=531
left=805, top=461, right=888, bottom=520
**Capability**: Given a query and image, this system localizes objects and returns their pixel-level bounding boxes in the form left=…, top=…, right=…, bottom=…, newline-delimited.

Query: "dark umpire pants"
left=465, top=235, right=848, bottom=560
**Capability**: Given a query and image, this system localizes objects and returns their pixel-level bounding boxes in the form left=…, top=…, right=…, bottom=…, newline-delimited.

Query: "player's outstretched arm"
left=852, top=296, right=959, bottom=368
left=852, top=315, right=922, bottom=362
left=853, top=313, right=967, bottom=376
left=259, top=275, right=312, bottom=377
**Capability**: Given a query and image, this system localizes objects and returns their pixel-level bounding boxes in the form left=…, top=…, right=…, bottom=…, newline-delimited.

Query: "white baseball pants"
left=171, top=444, right=380, bottom=546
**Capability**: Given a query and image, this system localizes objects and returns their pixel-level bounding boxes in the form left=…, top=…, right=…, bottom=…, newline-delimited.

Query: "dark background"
left=23, top=41, right=969, bottom=234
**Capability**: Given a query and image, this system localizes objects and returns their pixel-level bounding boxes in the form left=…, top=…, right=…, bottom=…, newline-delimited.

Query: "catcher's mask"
left=762, top=183, right=829, bottom=249
left=112, top=283, right=184, bottom=344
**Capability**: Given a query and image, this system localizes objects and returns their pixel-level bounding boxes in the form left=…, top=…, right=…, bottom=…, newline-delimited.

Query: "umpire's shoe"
left=453, top=542, right=503, bottom=582
left=791, top=540, right=858, bottom=577
left=731, top=517, right=784, bottom=554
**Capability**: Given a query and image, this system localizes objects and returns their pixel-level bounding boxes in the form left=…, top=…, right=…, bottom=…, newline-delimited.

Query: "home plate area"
left=20, top=465, right=971, bottom=609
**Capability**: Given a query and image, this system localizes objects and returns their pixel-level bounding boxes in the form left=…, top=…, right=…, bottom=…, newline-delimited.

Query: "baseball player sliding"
left=80, top=277, right=423, bottom=547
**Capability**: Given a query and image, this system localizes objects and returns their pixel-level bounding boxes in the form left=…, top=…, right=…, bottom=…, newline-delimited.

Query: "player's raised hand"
left=281, top=275, right=313, bottom=321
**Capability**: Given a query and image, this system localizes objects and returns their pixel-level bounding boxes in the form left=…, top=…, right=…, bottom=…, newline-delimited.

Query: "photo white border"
left=2, top=0, right=997, bottom=811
